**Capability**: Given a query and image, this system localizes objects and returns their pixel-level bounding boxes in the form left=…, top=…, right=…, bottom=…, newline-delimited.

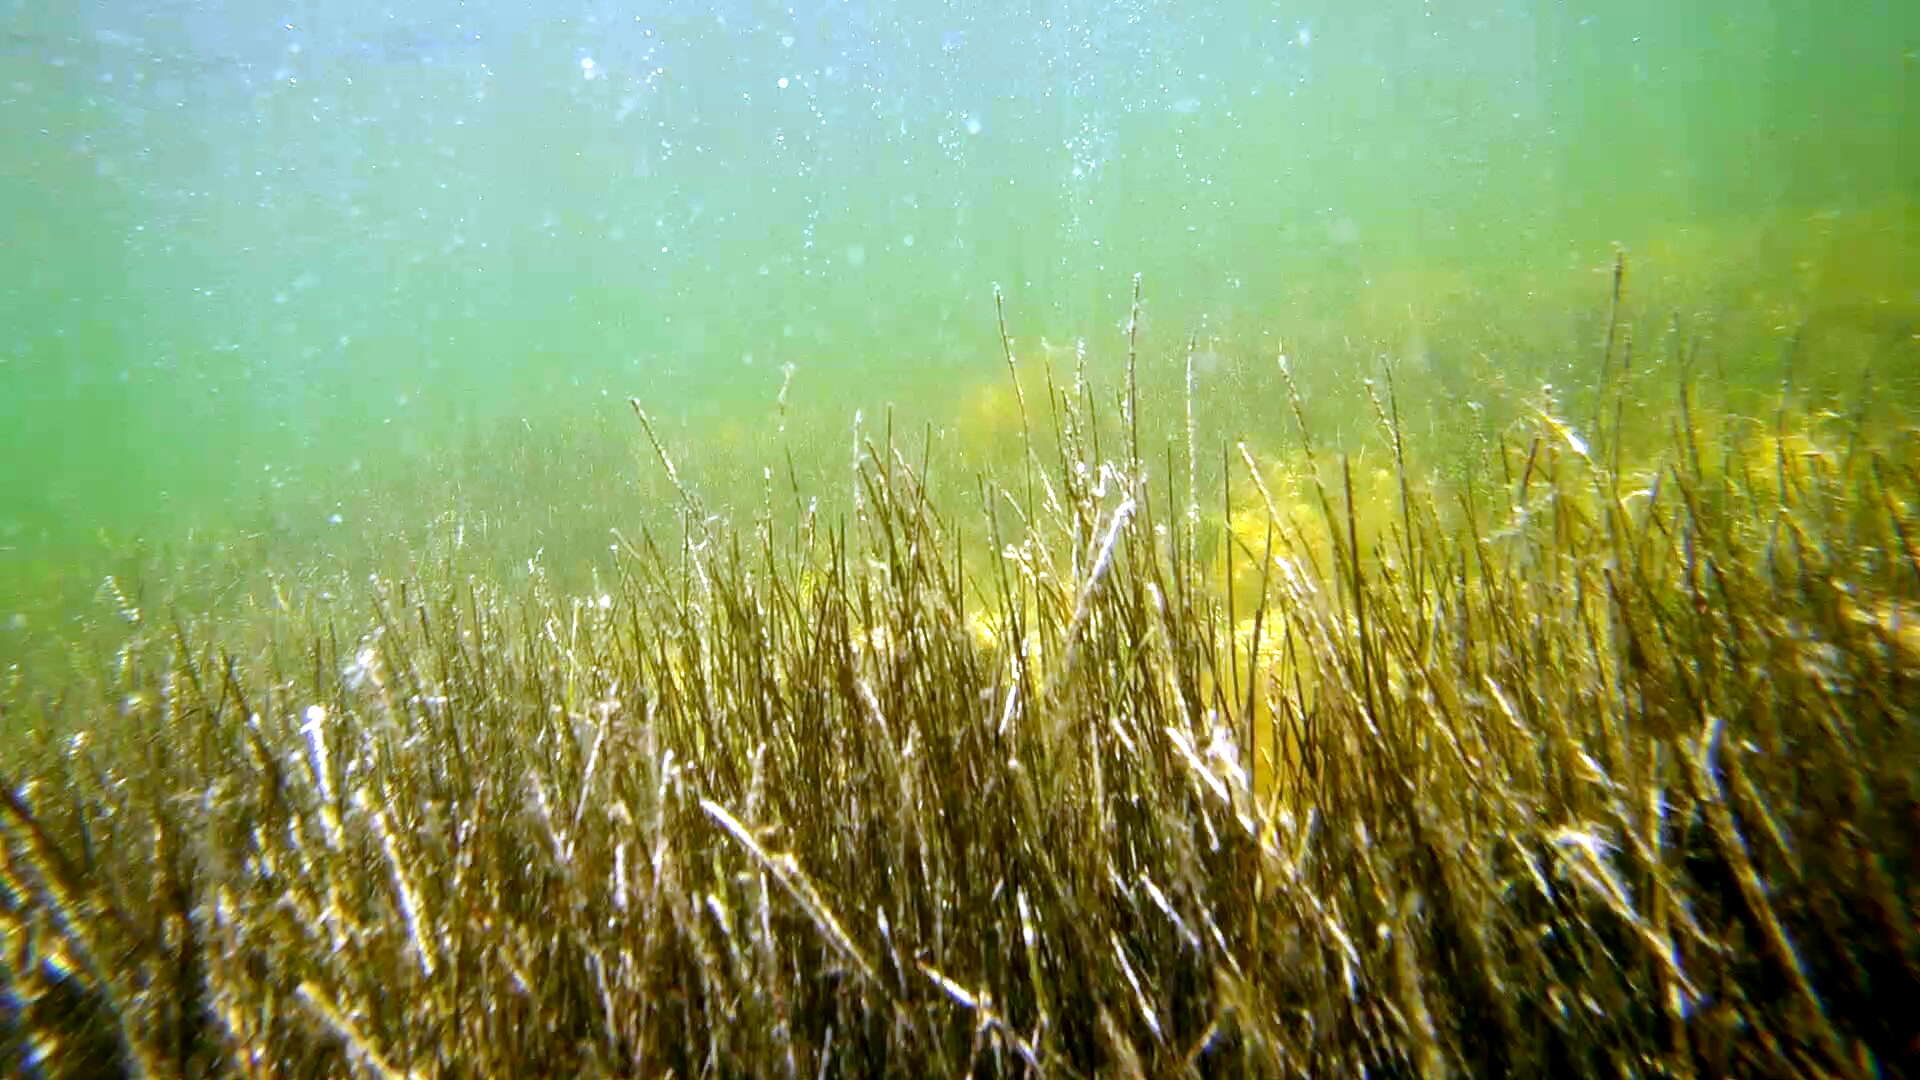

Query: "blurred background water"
left=1, top=0, right=1914, bottom=633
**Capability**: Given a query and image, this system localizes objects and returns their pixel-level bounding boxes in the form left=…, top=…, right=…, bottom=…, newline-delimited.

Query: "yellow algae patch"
left=947, top=338, right=1084, bottom=454
left=1216, top=446, right=1428, bottom=616
left=953, top=378, right=1029, bottom=448
left=963, top=606, right=1001, bottom=653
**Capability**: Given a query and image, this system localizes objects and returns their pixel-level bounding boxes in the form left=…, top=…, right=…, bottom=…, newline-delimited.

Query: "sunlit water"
left=1, top=0, right=1913, bottom=643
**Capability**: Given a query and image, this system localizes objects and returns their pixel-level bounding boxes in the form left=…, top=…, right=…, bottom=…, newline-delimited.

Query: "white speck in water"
left=328, top=513, right=344, bottom=525
left=777, top=76, right=790, bottom=89
left=901, top=234, right=915, bottom=247
left=579, top=56, right=598, bottom=80
left=964, top=114, right=983, bottom=136
left=1297, top=25, right=1312, bottom=47
left=844, top=243, right=866, bottom=268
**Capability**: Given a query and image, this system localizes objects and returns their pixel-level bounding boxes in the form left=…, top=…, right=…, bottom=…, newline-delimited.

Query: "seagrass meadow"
left=2, top=271, right=1918, bottom=1078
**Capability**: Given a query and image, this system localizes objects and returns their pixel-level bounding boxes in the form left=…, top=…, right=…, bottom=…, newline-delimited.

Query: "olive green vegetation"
left=2, top=270, right=1919, bottom=1077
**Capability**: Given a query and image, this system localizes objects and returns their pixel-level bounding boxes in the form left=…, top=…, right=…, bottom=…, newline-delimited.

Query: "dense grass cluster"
left=2, top=283, right=1918, bottom=1077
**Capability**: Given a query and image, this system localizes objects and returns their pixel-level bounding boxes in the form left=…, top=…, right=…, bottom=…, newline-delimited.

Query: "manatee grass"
left=2, top=279, right=1917, bottom=1078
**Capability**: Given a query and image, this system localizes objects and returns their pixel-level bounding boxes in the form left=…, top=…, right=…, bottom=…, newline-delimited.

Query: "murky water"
left=1, top=0, right=1913, bottom=634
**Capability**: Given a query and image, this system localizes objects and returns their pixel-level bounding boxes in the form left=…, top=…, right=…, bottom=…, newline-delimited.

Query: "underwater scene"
left=2, top=0, right=1916, bottom=1073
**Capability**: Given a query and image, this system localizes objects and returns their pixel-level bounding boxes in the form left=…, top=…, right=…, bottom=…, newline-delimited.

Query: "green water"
left=1, top=0, right=1914, bottom=643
